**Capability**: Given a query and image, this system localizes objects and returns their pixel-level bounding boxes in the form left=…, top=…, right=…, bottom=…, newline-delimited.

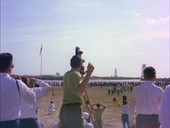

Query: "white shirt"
left=159, top=85, right=170, bottom=128
left=122, top=104, right=129, bottom=114
left=84, top=121, right=93, bottom=128
left=20, top=80, right=51, bottom=119
left=48, top=103, right=55, bottom=113
left=83, top=112, right=90, bottom=121
left=0, top=73, right=36, bottom=121
left=129, top=80, right=163, bottom=126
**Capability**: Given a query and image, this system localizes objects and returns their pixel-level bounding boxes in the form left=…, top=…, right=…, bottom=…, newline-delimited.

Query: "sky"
left=1, top=0, right=170, bottom=78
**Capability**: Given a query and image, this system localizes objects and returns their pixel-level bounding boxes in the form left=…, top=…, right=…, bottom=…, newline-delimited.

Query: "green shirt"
left=62, top=68, right=83, bottom=105
left=93, top=108, right=105, bottom=120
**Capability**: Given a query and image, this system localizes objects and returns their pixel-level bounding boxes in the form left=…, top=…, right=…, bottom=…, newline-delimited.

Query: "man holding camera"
left=0, top=53, right=36, bottom=128
left=59, top=53, right=94, bottom=128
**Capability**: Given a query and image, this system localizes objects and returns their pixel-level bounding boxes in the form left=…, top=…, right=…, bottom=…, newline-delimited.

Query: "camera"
left=75, top=47, right=85, bottom=75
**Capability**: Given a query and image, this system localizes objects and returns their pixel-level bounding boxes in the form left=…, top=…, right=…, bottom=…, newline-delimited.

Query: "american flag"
left=39, top=44, right=42, bottom=56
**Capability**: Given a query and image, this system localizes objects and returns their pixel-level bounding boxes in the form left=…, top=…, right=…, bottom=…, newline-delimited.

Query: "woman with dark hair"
left=122, top=101, right=130, bottom=128
left=20, top=76, right=51, bottom=128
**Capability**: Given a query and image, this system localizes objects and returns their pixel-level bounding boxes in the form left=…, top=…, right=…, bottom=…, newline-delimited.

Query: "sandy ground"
left=37, top=87, right=123, bottom=128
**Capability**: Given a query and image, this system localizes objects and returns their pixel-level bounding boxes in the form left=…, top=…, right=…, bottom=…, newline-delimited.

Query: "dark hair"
left=144, top=66, right=156, bottom=79
left=0, top=53, right=13, bottom=71
left=96, top=103, right=100, bottom=108
left=70, top=55, right=82, bottom=68
left=21, top=76, right=30, bottom=86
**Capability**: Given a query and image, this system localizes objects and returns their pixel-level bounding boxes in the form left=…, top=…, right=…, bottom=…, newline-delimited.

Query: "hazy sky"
left=1, top=0, right=170, bottom=78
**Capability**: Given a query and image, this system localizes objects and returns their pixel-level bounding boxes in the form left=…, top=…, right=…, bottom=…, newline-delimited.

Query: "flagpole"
left=40, top=52, right=42, bottom=76
left=40, top=44, right=43, bottom=76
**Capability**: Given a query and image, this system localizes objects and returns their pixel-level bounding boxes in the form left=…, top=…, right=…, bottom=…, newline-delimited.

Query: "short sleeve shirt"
left=62, top=69, right=83, bottom=105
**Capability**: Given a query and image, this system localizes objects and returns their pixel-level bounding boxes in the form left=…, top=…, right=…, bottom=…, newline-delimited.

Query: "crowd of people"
left=0, top=52, right=170, bottom=128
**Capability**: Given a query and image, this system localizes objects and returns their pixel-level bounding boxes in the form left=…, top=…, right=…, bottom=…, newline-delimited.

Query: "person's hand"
left=29, top=77, right=37, bottom=85
left=86, top=63, right=94, bottom=74
left=12, top=75, right=21, bottom=80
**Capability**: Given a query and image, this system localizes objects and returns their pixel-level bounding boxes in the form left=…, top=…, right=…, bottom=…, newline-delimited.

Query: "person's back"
left=62, top=69, right=83, bottom=105
left=92, top=103, right=106, bottom=128
left=0, top=53, right=36, bottom=128
left=129, top=66, right=163, bottom=128
left=159, top=85, right=170, bottom=128
left=19, top=76, right=51, bottom=128
left=133, top=81, right=163, bottom=114
left=20, top=77, right=52, bottom=118
left=59, top=53, right=94, bottom=128
left=0, top=74, right=21, bottom=121
left=121, top=101, right=130, bottom=128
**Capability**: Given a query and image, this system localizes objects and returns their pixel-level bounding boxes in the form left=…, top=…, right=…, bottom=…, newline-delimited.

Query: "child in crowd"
left=121, top=101, right=130, bottom=128
left=48, top=101, right=56, bottom=115
left=113, top=95, right=118, bottom=107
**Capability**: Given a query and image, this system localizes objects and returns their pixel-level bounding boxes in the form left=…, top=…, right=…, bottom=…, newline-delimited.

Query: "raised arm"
left=99, top=103, right=107, bottom=109
left=76, top=63, right=94, bottom=95
left=30, top=78, right=52, bottom=99
left=17, top=80, right=36, bottom=104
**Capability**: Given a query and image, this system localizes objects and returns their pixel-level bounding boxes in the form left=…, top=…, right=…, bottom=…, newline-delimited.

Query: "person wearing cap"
left=0, top=53, right=36, bottom=128
left=59, top=55, right=94, bottom=128
left=129, top=66, right=163, bottom=128
left=159, top=84, right=170, bottom=128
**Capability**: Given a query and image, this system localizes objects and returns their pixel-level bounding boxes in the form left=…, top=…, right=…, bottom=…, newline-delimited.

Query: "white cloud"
left=135, top=14, right=169, bottom=26
left=146, top=16, right=169, bottom=25
left=128, top=10, right=169, bottom=26
left=134, top=13, right=142, bottom=17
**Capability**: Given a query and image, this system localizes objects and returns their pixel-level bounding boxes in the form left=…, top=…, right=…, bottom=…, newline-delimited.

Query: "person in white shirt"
left=122, top=101, right=130, bottom=128
left=159, top=85, right=170, bottom=128
left=129, top=66, right=163, bottom=128
left=20, top=76, right=52, bottom=128
left=48, top=101, right=56, bottom=115
left=0, top=53, right=36, bottom=128
left=82, top=112, right=93, bottom=128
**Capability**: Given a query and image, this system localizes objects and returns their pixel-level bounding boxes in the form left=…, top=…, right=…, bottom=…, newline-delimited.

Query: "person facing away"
left=113, top=95, right=118, bottom=107
left=129, top=66, right=164, bottom=128
left=59, top=55, right=94, bottom=128
left=159, top=84, right=170, bottom=128
left=0, top=53, right=36, bottom=128
left=92, top=103, right=106, bottom=128
left=122, top=93, right=127, bottom=104
left=122, top=101, right=130, bottom=128
left=48, top=101, right=56, bottom=115
left=19, top=76, right=51, bottom=128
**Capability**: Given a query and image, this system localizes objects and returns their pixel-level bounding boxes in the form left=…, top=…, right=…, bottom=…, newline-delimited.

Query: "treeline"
left=12, top=74, right=169, bottom=81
